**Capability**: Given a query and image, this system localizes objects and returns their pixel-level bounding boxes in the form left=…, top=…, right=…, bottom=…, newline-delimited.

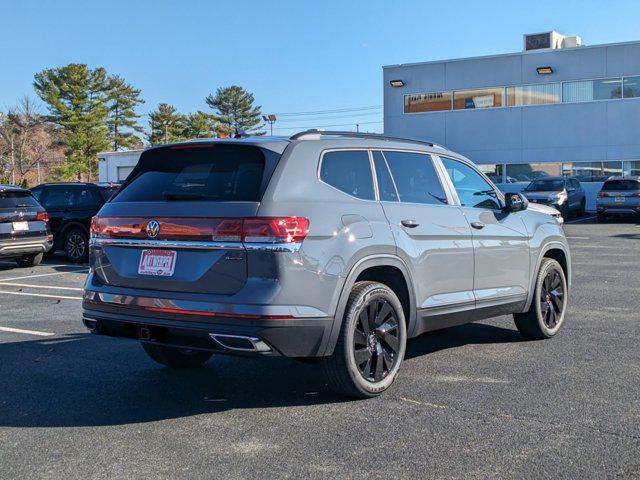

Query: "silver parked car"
left=522, top=177, right=586, bottom=218
left=596, top=176, right=640, bottom=221
left=82, top=131, right=571, bottom=398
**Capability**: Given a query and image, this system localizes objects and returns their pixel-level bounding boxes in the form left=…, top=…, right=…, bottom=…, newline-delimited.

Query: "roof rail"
left=289, top=129, right=440, bottom=148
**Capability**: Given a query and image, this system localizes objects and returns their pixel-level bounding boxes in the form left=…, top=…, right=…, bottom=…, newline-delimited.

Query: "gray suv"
left=522, top=177, right=586, bottom=218
left=82, top=131, right=571, bottom=398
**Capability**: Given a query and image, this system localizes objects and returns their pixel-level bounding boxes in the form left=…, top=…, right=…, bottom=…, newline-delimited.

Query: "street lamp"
left=262, top=114, right=277, bottom=135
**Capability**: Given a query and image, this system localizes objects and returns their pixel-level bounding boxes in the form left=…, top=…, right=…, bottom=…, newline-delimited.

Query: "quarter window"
left=372, top=151, right=398, bottom=202
left=320, top=150, right=375, bottom=200
left=440, top=157, right=501, bottom=210
left=383, top=151, right=447, bottom=205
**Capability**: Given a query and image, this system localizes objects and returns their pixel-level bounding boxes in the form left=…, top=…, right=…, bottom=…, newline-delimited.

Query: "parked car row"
left=0, top=182, right=119, bottom=269
left=595, top=176, right=640, bottom=222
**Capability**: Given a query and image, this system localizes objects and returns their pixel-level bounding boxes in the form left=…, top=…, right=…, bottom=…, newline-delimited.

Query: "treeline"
left=0, top=63, right=264, bottom=183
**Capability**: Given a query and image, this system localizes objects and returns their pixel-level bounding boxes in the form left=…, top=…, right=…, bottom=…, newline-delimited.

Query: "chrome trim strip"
left=91, top=237, right=302, bottom=252
left=90, top=237, right=244, bottom=250
left=243, top=242, right=301, bottom=252
left=209, top=333, right=272, bottom=352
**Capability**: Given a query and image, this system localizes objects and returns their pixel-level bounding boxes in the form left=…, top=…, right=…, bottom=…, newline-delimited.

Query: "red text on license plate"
left=138, top=249, right=177, bottom=277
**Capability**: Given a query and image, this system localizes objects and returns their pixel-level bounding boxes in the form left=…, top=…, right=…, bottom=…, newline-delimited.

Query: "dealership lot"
left=0, top=218, right=638, bottom=479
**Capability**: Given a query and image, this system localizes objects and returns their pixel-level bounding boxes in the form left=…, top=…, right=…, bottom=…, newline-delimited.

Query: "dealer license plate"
left=12, top=221, right=29, bottom=232
left=138, top=249, right=177, bottom=277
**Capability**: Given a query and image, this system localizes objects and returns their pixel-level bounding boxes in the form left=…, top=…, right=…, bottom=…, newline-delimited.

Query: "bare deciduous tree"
left=0, top=97, right=62, bottom=185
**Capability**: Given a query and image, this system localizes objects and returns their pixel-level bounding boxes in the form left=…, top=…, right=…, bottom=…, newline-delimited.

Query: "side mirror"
left=503, top=192, right=528, bottom=213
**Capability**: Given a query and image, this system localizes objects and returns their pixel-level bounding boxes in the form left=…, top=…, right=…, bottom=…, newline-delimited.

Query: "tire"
left=15, top=252, right=44, bottom=268
left=578, top=199, right=586, bottom=217
left=64, top=228, right=88, bottom=263
left=560, top=203, right=570, bottom=219
left=597, top=213, right=607, bottom=223
left=321, top=281, right=407, bottom=398
left=514, top=258, right=568, bottom=339
left=141, top=343, right=213, bottom=368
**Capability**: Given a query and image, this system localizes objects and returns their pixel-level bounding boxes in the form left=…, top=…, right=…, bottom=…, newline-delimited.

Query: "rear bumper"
left=82, top=305, right=334, bottom=357
left=596, top=204, right=640, bottom=215
left=0, top=236, right=53, bottom=258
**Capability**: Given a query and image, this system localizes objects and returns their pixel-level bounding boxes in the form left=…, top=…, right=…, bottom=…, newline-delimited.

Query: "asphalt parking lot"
left=0, top=217, right=638, bottom=479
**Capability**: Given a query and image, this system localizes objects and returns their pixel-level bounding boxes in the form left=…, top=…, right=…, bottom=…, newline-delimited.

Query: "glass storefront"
left=562, top=162, right=622, bottom=182
left=623, top=76, right=640, bottom=98
left=562, top=78, right=623, bottom=103
left=505, top=163, right=562, bottom=182
left=623, top=161, right=640, bottom=176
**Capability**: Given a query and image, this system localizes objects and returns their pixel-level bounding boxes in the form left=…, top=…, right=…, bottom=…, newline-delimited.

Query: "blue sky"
left=2, top=0, right=640, bottom=135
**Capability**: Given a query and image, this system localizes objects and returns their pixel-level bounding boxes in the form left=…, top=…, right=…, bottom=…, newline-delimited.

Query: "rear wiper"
left=162, top=191, right=222, bottom=200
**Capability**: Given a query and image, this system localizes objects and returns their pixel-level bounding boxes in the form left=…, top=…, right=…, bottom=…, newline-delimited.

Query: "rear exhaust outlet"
left=209, top=333, right=272, bottom=352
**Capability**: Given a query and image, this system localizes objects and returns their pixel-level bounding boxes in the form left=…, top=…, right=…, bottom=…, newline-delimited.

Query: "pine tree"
left=148, top=104, right=186, bottom=145
left=205, top=85, right=264, bottom=135
left=106, top=75, right=144, bottom=151
left=33, top=64, right=110, bottom=181
left=183, top=111, right=215, bottom=139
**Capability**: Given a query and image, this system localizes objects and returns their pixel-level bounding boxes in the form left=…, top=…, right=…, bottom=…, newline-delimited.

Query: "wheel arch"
left=523, top=241, right=571, bottom=312
left=321, top=254, right=417, bottom=356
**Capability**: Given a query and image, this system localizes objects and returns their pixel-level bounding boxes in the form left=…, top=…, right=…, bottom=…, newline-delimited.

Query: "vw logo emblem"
left=146, top=220, right=160, bottom=238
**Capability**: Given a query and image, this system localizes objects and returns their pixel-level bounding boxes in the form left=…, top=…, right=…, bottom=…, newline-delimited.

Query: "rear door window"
left=602, top=180, right=640, bottom=191
left=320, top=150, right=375, bottom=200
left=113, top=144, right=268, bottom=202
left=0, top=191, right=40, bottom=208
left=74, top=187, right=103, bottom=209
left=372, top=151, right=399, bottom=202
left=382, top=151, right=447, bottom=205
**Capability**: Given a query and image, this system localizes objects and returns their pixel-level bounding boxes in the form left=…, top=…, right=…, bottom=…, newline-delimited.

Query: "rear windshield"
left=602, top=180, right=640, bottom=191
left=0, top=190, right=40, bottom=209
left=112, top=145, right=268, bottom=202
left=524, top=180, right=565, bottom=192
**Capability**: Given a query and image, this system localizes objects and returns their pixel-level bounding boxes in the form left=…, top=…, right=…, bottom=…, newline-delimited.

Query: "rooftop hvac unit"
left=524, top=32, right=581, bottom=51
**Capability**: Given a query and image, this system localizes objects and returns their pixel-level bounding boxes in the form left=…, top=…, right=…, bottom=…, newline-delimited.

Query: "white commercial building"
left=97, top=150, right=143, bottom=183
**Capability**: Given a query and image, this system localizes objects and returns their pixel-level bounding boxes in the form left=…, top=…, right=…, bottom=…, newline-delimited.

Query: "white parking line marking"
left=0, top=290, right=82, bottom=300
left=0, top=326, right=55, bottom=337
left=0, top=269, right=88, bottom=282
left=565, top=216, right=596, bottom=224
left=0, top=282, right=83, bottom=291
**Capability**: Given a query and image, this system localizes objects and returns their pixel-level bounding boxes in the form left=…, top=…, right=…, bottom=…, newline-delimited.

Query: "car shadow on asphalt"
left=0, top=322, right=521, bottom=428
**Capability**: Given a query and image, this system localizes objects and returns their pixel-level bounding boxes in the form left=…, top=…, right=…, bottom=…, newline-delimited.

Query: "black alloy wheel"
left=353, top=298, right=401, bottom=382
left=540, top=269, right=564, bottom=329
left=65, top=229, right=88, bottom=262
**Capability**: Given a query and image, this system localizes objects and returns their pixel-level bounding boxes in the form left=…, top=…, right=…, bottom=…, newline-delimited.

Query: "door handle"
left=470, top=221, right=485, bottom=230
left=401, top=219, right=419, bottom=228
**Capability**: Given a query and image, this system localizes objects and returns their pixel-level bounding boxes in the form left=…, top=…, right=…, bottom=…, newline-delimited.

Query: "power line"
left=276, top=111, right=383, bottom=123
left=273, top=120, right=383, bottom=130
left=274, top=105, right=382, bottom=117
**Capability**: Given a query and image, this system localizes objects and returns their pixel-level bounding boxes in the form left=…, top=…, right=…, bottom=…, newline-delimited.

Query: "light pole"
left=262, top=114, right=277, bottom=136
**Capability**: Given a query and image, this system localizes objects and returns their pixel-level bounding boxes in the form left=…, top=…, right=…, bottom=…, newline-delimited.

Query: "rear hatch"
left=598, top=179, right=640, bottom=205
left=0, top=189, right=48, bottom=240
left=91, top=142, right=287, bottom=295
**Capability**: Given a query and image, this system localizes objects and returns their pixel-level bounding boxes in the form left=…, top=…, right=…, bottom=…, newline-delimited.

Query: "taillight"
left=37, top=212, right=49, bottom=222
left=243, top=217, right=309, bottom=244
left=597, top=192, right=609, bottom=198
left=631, top=192, right=640, bottom=198
left=91, top=216, right=309, bottom=244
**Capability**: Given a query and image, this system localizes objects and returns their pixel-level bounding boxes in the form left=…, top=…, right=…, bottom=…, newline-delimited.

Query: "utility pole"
left=356, top=123, right=360, bottom=132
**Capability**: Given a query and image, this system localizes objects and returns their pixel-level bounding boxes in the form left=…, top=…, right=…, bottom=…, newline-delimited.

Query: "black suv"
left=31, top=183, right=118, bottom=262
left=0, top=185, right=53, bottom=267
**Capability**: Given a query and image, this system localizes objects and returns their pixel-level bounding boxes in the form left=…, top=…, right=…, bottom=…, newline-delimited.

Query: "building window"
left=404, top=92, right=452, bottom=113
left=453, top=88, right=504, bottom=110
left=562, top=78, right=623, bottom=103
left=623, top=161, right=640, bottom=176
left=506, top=163, right=562, bottom=182
left=562, top=161, right=622, bottom=182
left=623, top=76, right=640, bottom=98
left=477, top=164, right=504, bottom=184
left=506, top=83, right=561, bottom=106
